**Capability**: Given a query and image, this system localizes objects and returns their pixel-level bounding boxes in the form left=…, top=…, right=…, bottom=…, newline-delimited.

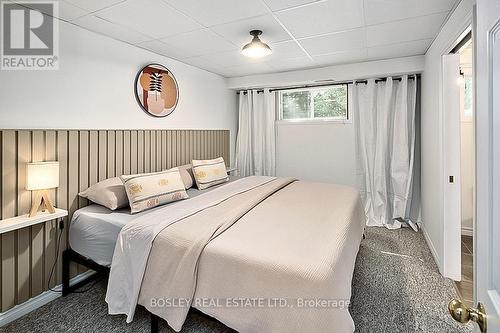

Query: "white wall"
left=227, top=56, right=424, bottom=89
left=230, top=57, right=424, bottom=186
left=460, top=121, right=474, bottom=231
left=0, top=20, right=237, bottom=163
left=460, top=49, right=474, bottom=234
left=276, top=121, right=356, bottom=186
left=421, top=0, right=474, bottom=272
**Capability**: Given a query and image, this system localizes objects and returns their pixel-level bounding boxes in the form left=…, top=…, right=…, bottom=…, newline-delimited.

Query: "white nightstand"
left=0, top=208, right=68, bottom=234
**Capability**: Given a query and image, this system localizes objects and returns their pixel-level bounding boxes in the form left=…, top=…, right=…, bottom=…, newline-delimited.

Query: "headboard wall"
left=0, top=129, right=230, bottom=312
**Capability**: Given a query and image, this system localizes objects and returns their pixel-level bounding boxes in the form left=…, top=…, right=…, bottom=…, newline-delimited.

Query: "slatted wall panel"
left=0, top=129, right=230, bottom=312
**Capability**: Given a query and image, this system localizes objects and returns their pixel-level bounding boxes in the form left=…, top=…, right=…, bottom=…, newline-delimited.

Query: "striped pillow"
left=121, top=168, right=188, bottom=214
left=192, top=157, right=229, bottom=190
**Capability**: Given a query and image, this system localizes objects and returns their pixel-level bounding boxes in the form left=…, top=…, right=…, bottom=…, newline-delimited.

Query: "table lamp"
left=26, top=161, right=59, bottom=217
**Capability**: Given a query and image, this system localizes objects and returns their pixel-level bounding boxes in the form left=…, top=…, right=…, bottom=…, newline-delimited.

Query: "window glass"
left=280, top=85, right=348, bottom=121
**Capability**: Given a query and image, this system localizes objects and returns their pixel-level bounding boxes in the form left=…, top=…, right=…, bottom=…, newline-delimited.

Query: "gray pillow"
left=177, top=164, right=194, bottom=189
left=78, top=177, right=128, bottom=210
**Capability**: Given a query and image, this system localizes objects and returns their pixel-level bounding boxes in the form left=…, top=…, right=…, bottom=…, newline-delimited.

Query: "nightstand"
left=0, top=208, right=68, bottom=234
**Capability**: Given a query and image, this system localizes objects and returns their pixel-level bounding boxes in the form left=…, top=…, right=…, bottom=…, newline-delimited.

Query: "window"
left=279, top=84, right=348, bottom=121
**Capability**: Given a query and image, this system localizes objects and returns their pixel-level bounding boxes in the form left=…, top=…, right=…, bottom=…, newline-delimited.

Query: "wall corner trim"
left=0, top=271, right=95, bottom=327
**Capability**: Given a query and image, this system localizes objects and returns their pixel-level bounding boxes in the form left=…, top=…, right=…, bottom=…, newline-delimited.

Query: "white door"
left=476, top=0, right=500, bottom=330
left=442, top=54, right=462, bottom=281
left=449, top=1, right=500, bottom=332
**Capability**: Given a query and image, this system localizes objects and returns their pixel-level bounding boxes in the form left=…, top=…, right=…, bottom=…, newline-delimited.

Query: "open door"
left=442, top=53, right=462, bottom=281
left=448, top=1, right=500, bottom=332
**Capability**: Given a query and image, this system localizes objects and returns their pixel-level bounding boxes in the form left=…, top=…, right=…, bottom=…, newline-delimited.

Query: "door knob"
left=448, top=299, right=487, bottom=332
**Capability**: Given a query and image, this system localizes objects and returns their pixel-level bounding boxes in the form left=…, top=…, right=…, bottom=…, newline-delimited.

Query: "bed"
left=68, top=176, right=365, bottom=333
left=69, top=185, right=222, bottom=267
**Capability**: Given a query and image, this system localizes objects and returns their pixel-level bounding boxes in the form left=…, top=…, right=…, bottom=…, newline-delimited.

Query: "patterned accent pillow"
left=120, top=168, right=189, bottom=214
left=191, top=157, right=229, bottom=190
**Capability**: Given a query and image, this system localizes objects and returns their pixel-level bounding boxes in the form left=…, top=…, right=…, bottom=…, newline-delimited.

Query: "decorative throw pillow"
left=78, top=177, right=128, bottom=210
left=191, top=157, right=229, bottom=190
left=121, top=168, right=189, bottom=214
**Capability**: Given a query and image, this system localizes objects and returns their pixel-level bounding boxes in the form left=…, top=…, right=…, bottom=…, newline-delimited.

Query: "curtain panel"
left=235, top=89, right=276, bottom=177
left=353, top=76, right=420, bottom=229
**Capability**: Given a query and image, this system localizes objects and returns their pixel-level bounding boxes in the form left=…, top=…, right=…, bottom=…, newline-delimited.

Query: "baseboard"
left=461, top=226, right=473, bottom=236
left=420, top=223, right=443, bottom=275
left=0, top=270, right=95, bottom=327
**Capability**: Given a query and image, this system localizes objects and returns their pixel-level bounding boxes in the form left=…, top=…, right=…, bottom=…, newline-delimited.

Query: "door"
left=449, top=1, right=500, bottom=332
left=442, top=53, right=462, bottom=281
left=476, top=0, right=500, bottom=330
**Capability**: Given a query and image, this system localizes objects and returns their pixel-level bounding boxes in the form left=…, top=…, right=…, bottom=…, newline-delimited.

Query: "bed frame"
left=62, top=248, right=172, bottom=333
left=62, top=249, right=110, bottom=296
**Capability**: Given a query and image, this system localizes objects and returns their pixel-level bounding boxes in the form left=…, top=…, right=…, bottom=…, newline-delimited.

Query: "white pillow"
left=191, top=157, right=229, bottom=190
left=121, top=168, right=189, bottom=214
left=78, top=177, right=128, bottom=210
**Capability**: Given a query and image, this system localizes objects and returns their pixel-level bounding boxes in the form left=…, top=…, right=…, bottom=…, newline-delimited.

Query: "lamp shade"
left=241, top=30, right=272, bottom=58
left=26, top=162, right=59, bottom=191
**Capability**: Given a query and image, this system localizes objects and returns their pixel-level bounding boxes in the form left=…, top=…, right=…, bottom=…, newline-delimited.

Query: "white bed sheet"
left=69, top=182, right=235, bottom=266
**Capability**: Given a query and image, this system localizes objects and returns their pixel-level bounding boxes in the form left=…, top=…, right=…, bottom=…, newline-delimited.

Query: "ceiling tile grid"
left=40, top=0, right=459, bottom=77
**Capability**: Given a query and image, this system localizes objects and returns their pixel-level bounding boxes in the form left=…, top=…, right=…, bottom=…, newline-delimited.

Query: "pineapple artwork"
left=135, top=64, right=179, bottom=117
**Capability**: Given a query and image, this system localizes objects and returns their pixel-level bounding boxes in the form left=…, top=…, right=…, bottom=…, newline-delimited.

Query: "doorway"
left=453, top=32, right=474, bottom=307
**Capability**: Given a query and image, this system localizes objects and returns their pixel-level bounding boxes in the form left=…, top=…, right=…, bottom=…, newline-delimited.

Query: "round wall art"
left=135, top=63, right=179, bottom=117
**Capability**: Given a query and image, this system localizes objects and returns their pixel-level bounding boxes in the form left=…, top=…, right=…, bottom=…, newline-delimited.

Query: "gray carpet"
left=2, top=227, right=472, bottom=333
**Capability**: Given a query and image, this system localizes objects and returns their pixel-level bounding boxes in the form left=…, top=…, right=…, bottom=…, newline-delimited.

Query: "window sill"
left=275, top=119, right=352, bottom=125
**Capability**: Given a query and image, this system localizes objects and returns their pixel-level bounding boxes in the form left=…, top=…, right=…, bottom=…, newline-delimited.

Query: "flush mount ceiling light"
left=241, top=30, right=272, bottom=58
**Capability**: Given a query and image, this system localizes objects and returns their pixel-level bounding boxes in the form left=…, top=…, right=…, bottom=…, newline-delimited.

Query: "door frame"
left=440, top=16, right=473, bottom=280
left=442, top=52, right=463, bottom=281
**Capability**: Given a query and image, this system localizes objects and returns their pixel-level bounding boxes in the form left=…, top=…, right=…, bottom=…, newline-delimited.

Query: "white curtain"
left=353, top=75, right=420, bottom=229
left=235, top=89, right=276, bottom=177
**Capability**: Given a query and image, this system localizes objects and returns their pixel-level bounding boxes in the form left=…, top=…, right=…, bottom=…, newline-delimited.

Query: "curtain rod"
left=236, top=74, right=420, bottom=94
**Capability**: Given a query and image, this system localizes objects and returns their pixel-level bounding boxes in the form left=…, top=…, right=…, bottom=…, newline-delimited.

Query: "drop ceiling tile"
left=64, top=0, right=125, bottom=13
left=72, top=15, right=153, bottom=44
left=366, top=38, right=432, bottom=60
left=268, top=40, right=307, bottom=58
left=218, top=63, right=274, bottom=77
left=163, top=0, right=268, bottom=27
left=417, top=0, right=457, bottom=16
left=298, top=28, right=365, bottom=55
left=210, top=14, right=290, bottom=46
left=364, top=0, right=455, bottom=25
left=366, top=12, right=448, bottom=47
left=137, top=39, right=186, bottom=59
left=97, top=0, right=201, bottom=39
left=263, top=0, right=323, bottom=11
left=275, top=0, right=364, bottom=38
left=19, top=1, right=88, bottom=21
left=311, top=49, right=368, bottom=66
left=182, top=56, right=221, bottom=72
left=160, top=29, right=238, bottom=58
left=267, top=56, right=315, bottom=71
left=201, top=50, right=270, bottom=68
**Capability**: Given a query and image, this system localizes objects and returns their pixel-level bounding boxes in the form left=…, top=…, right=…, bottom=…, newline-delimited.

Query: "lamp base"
left=29, top=190, right=56, bottom=217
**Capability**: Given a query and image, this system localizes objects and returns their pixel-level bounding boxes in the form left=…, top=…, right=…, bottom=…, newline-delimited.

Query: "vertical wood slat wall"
left=0, top=129, right=230, bottom=312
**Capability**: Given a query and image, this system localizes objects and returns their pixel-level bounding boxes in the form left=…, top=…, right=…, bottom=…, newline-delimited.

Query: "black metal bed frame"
left=62, top=248, right=160, bottom=333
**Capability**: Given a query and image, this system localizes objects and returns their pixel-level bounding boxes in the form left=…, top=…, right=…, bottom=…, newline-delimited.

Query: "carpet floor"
left=2, top=227, right=472, bottom=333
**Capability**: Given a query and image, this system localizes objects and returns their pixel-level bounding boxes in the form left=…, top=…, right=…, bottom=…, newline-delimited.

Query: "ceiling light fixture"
left=241, top=30, right=272, bottom=58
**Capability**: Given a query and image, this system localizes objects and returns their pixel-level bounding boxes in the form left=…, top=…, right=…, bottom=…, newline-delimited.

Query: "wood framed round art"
left=134, top=63, right=179, bottom=117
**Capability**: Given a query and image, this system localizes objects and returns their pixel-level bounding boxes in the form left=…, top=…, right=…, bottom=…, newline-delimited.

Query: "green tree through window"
left=280, top=85, right=348, bottom=121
